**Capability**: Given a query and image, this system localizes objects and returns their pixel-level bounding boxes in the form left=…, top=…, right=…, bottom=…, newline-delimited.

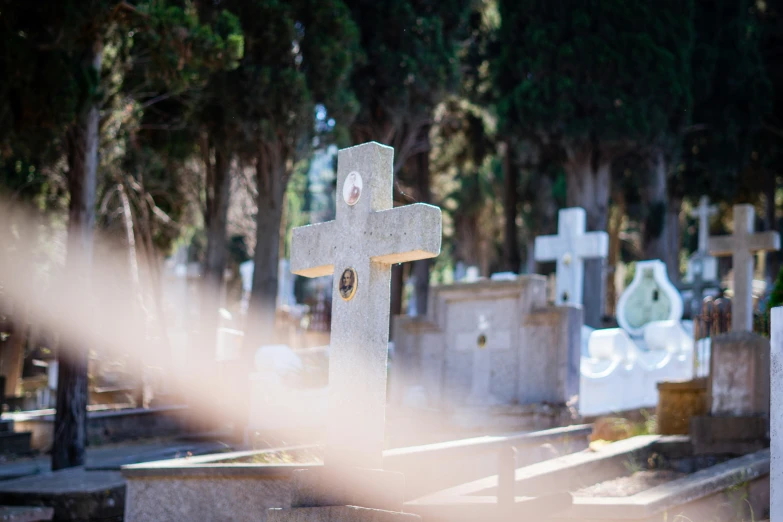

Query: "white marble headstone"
left=534, top=207, right=608, bottom=306
left=455, top=313, right=511, bottom=406
left=616, top=260, right=683, bottom=337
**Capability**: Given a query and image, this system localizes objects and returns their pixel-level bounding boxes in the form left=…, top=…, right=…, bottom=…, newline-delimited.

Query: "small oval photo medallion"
left=338, top=267, right=358, bottom=301
left=343, top=171, right=363, bottom=206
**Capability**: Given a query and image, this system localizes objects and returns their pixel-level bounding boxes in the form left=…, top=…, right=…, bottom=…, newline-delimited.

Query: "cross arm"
left=575, top=231, right=609, bottom=259
left=368, top=203, right=442, bottom=264
left=290, top=220, right=337, bottom=278
left=748, top=231, right=781, bottom=253
left=708, top=236, right=735, bottom=257
left=534, top=235, right=563, bottom=262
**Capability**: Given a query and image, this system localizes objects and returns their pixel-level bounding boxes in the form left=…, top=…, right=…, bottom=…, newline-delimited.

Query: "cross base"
left=290, top=467, right=406, bottom=513
left=268, top=506, right=421, bottom=522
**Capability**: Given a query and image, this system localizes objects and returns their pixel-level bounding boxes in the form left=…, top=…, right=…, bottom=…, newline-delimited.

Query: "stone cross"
left=771, top=306, right=783, bottom=521
left=677, top=256, right=719, bottom=317
left=455, top=313, right=510, bottom=406
left=709, top=204, right=780, bottom=332
left=534, top=207, right=609, bottom=306
left=691, top=196, right=717, bottom=255
left=291, top=142, right=441, bottom=470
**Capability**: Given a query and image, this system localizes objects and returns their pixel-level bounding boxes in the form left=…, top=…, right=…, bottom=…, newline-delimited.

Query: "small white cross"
left=534, top=207, right=609, bottom=306
left=290, top=142, right=442, bottom=469
left=691, top=196, right=718, bottom=255
left=709, top=204, right=780, bottom=332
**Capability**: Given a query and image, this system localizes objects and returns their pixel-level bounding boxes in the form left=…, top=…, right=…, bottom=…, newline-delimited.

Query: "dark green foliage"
left=770, top=265, right=783, bottom=309
left=495, top=0, right=693, bottom=147
left=678, top=0, right=772, bottom=202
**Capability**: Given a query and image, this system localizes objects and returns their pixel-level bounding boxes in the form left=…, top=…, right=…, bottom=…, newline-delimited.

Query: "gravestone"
left=276, top=142, right=441, bottom=520
left=772, top=306, right=782, bottom=521
left=391, top=277, right=582, bottom=432
left=709, top=203, right=781, bottom=332
left=456, top=313, right=510, bottom=406
left=534, top=207, right=609, bottom=309
left=616, top=260, right=683, bottom=338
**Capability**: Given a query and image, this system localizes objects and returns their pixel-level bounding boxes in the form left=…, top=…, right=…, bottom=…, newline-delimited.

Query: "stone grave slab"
left=392, top=277, right=581, bottom=432
left=772, top=306, right=782, bottom=521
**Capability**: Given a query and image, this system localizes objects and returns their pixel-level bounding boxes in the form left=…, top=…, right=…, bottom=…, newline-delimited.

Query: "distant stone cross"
left=691, top=196, right=717, bottom=255
left=677, top=258, right=718, bottom=317
left=535, top=207, right=609, bottom=306
left=291, top=142, right=441, bottom=470
left=709, top=204, right=780, bottom=332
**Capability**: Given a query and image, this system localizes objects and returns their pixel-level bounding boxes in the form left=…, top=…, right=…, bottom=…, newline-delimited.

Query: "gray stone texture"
left=290, top=142, right=441, bottom=470
left=0, top=469, right=124, bottom=521
left=291, top=468, right=404, bottom=512
left=709, top=331, right=770, bottom=417
left=125, top=474, right=293, bottom=522
left=709, top=204, right=780, bottom=332
left=771, top=306, right=782, bottom=522
left=268, top=506, right=420, bottom=522
left=391, top=277, right=581, bottom=429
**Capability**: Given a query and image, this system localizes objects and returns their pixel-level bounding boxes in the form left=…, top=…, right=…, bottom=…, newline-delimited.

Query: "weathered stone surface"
left=709, top=204, right=780, bottom=332
left=534, top=207, right=608, bottom=307
left=291, top=468, right=404, bottom=512
left=290, top=142, right=442, bottom=470
left=709, top=331, right=770, bottom=417
left=268, top=506, right=420, bottom=522
left=770, top=306, right=783, bottom=521
left=390, top=277, right=581, bottom=431
left=691, top=415, right=768, bottom=455
left=656, top=378, right=708, bottom=435
left=125, top=473, right=293, bottom=522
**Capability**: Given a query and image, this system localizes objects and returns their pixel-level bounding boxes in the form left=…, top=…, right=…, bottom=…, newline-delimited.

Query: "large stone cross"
left=534, top=207, right=609, bottom=306
left=709, top=204, right=780, bottom=332
left=291, top=142, right=442, bottom=470
left=691, top=196, right=718, bottom=255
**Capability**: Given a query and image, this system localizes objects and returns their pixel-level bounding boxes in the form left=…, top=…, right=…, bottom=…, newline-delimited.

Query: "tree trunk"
left=606, top=199, right=625, bottom=319
left=503, top=142, right=521, bottom=273
left=1, top=306, right=27, bottom=398
left=244, top=146, right=287, bottom=353
left=642, top=151, right=672, bottom=280
left=666, top=197, right=682, bottom=284
left=564, top=143, right=611, bottom=328
left=53, top=40, right=102, bottom=472
left=200, top=144, right=231, bottom=358
left=412, top=128, right=432, bottom=316
left=766, top=170, right=779, bottom=283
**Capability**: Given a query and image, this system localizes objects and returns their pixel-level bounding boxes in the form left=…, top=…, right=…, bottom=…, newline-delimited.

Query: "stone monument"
left=391, top=277, right=581, bottom=433
left=534, top=207, right=609, bottom=308
left=269, top=142, right=441, bottom=521
left=709, top=203, right=780, bottom=332
left=772, top=306, right=782, bottom=521
left=691, top=204, right=780, bottom=454
left=679, top=197, right=720, bottom=317
left=616, top=259, right=683, bottom=338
